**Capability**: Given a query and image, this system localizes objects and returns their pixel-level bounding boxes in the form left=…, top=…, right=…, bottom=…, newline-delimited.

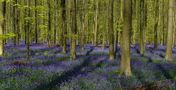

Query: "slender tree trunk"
left=115, top=0, right=123, bottom=53
left=140, top=0, right=145, bottom=55
left=47, top=0, right=51, bottom=47
left=0, top=21, right=3, bottom=56
left=70, top=0, right=77, bottom=59
left=93, top=0, right=98, bottom=46
left=2, top=1, right=6, bottom=55
left=61, top=0, right=67, bottom=53
left=53, top=0, right=58, bottom=45
left=136, top=0, right=140, bottom=45
left=115, top=29, right=119, bottom=53
left=13, top=0, right=17, bottom=46
left=102, top=32, right=106, bottom=50
left=132, top=0, right=137, bottom=45
left=154, top=0, right=159, bottom=49
left=0, top=1, right=6, bottom=56
left=80, top=0, right=87, bottom=50
left=173, top=15, right=175, bottom=48
left=162, top=0, right=165, bottom=45
left=120, top=0, right=132, bottom=76
left=25, top=0, right=31, bottom=60
left=16, top=0, right=20, bottom=45
left=35, top=0, right=38, bottom=44
left=166, top=0, right=174, bottom=61
left=108, top=0, right=115, bottom=60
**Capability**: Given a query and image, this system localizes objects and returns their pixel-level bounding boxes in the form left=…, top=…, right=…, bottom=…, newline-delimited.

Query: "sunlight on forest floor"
left=0, top=44, right=176, bottom=90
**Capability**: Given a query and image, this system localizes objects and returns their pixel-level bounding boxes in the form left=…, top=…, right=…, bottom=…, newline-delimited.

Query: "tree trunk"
left=13, top=0, right=17, bottom=46
left=162, top=0, right=165, bottom=45
left=47, top=0, right=51, bottom=47
left=165, top=0, right=174, bottom=61
left=120, top=0, right=132, bottom=76
left=108, top=0, right=115, bottom=60
left=35, top=0, right=38, bottom=44
left=54, top=0, right=58, bottom=46
left=61, top=0, right=67, bottom=53
left=140, top=0, right=145, bottom=55
left=25, top=0, right=31, bottom=60
left=93, top=0, right=98, bottom=46
left=0, top=21, right=3, bottom=56
left=154, top=0, right=159, bottom=49
left=0, top=1, right=7, bottom=56
left=80, top=0, right=87, bottom=50
left=0, top=1, right=6, bottom=56
left=70, top=0, right=77, bottom=59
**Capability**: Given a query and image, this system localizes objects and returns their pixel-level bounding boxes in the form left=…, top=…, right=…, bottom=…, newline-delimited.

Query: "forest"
left=0, top=0, right=176, bottom=89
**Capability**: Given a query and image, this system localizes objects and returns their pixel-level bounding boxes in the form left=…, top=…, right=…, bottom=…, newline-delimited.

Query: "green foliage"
left=0, top=0, right=12, bottom=3
left=0, top=33, right=15, bottom=40
left=109, top=70, right=121, bottom=75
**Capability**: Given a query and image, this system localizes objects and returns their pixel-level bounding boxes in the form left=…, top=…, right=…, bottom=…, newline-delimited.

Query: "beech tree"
left=120, top=0, right=132, bottom=76
left=0, top=1, right=5, bottom=56
left=108, top=0, right=115, bottom=60
left=139, top=0, right=145, bottom=55
left=165, top=0, right=174, bottom=61
left=0, top=0, right=175, bottom=77
left=70, top=0, right=77, bottom=59
left=93, top=0, right=99, bottom=46
left=34, top=0, right=38, bottom=44
left=25, top=0, right=31, bottom=60
left=154, top=0, right=159, bottom=49
left=61, top=0, right=67, bottom=53
left=47, top=0, right=51, bottom=47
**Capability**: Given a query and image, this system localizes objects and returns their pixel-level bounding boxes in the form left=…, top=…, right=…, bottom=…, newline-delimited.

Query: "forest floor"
left=0, top=44, right=176, bottom=90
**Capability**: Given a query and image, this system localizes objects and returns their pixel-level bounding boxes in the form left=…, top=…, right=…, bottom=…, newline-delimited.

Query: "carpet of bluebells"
left=0, top=44, right=176, bottom=90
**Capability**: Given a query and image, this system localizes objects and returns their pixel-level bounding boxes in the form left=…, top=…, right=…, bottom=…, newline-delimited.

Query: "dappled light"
left=0, top=0, right=176, bottom=90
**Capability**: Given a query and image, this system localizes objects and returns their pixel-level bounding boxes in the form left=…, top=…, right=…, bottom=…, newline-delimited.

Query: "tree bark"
left=61, top=0, right=67, bottom=53
left=47, top=0, right=51, bottom=47
left=120, top=0, right=132, bottom=76
left=35, top=0, right=38, bottom=44
left=108, top=0, right=115, bottom=60
left=70, top=0, right=77, bottom=59
left=0, top=1, right=6, bottom=56
left=93, top=0, right=99, bottom=46
left=140, top=0, right=145, bottom=55
left=165, top=0, right=174, bottom=61
left=154, top=0, right=159, bottom=49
